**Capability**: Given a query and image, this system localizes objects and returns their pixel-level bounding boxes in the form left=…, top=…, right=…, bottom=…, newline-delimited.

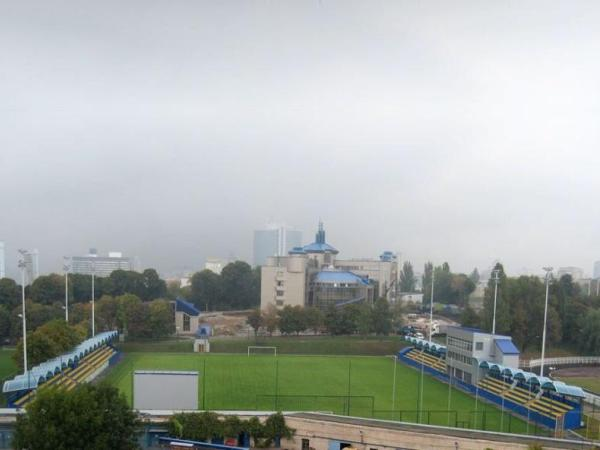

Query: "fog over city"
left=1, top=0, right=599, bottom=278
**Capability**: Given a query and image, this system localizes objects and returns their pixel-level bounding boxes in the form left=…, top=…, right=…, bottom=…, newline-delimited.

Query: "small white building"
left=445, top=326, right=520, bottom=385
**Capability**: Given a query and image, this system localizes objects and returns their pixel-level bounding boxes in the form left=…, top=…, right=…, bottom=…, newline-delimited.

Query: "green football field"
left=104, top=353, right=541, bottom=434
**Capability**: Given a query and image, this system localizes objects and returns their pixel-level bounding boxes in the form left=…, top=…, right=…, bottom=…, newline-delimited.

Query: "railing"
left=521, top=356, right=600, bottom=369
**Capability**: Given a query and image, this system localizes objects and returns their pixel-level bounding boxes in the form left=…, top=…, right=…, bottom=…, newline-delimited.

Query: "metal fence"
left=522, top=356, right=600, bottom=369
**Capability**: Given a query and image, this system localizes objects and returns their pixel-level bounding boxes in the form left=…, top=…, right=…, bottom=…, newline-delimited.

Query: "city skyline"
left=2, top=1, right=600, bottom=279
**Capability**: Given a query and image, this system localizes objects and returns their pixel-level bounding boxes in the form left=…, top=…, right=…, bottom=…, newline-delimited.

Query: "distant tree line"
left=247, top=298, right=402, bottom=337
left=0, top=268, right=171, bottom=346
left=459, top=262, right=600, bottom=355
left=189, top=261, right=260, bottom=312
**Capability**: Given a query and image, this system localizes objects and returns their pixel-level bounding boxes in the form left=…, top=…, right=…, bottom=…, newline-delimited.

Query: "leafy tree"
left=262, top=305, right=279, bottom=336
left=303, top=307, right=324, bottom=333
left=109, top=270, right=145, bottom=298
left=148, top=299, right=175, bottom=338
left=278, top=305, right=305, bottom=335
left=262, top=412, right=295, bottom=447
left=141, top=269, right=167, bottom=301
left=30, top=274, right=64, bottom=305
left=190, top=270, right=221, bottom=311
left=167, top=411, right=223, bottom=442
left=247, top=309, right=263, bottom=337
left=460, top=304, right=480, bottom=328
left=356, top=303, right=373, bottom=336
left=482, top=263, right=510, bottom=334
left=13, top=319, right=84, bottom=370
left=469, top=268, right=480, bottom=284
left=578, top=310, right=600, bottom=355
left=399, top=262, right=416, bottom=292
left=422, top=262, right=434, bottom=302
left=0, top=278, right=20, bottom=308
left=0, top=304, right=11, bottom=341
left=324, top=304, right=360, bottom=335
left=13, top=383, right=139, bottom=450
left=96, top=295, right=120, bottom=331
left=220, top=261, right=259, bottom=310
left=372, top=298, right=392, bottom=335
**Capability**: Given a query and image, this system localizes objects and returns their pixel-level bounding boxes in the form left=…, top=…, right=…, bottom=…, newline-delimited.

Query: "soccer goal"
left=247, top=346, right=278, bottom=357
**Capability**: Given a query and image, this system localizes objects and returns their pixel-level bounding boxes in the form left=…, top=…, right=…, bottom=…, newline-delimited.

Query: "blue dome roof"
left=313, top=271, right=369, bottom=285
left=302, top=221, right=338, bottom=254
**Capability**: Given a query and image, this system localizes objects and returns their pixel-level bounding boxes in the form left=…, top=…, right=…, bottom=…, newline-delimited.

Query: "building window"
left=301, top=439, right=310, bottom=450
left=276, top=300, right=284, bottom=306
left=475, top=342, right=483, bottom=351
left=183, top=314, right=190, bottom=332
left=276, top=280, right=284, bottom=287
left=276, top=290, right=284, bottom=297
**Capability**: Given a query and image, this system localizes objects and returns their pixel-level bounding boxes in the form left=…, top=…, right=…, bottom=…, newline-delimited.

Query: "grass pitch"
left=104, top=353, right=535, bottom=433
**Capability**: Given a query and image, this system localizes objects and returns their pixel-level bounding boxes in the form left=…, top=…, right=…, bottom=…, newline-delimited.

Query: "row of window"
left=447, top=350, right=473, bottom=366
left=447, top=336, right=473, bottom=351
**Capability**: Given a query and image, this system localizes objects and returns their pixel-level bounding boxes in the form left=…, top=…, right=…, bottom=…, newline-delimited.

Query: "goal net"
left=247, top=346, right=278, bottom=357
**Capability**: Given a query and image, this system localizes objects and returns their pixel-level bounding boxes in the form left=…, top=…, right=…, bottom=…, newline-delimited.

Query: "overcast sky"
left=1, top=1, right=599, bottom=278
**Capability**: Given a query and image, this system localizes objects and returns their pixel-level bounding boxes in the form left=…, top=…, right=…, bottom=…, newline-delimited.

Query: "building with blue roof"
left=174, top=298, right=202, bottom=335
left=260, top=222, right=392, bottom=310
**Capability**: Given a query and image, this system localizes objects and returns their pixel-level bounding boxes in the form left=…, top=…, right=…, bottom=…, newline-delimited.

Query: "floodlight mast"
left=63, top=257, right=70, bottom=322
left=540, top=267, right=553, bottom=376
left=18, top=250, right=28, bottom=375
left=491, top=269, right=500, bottom=337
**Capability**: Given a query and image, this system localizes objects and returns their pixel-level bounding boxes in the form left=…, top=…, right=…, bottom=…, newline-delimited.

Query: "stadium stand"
left=3, top=331, right=118, bottom=407
left=399, top=334, right=586, bottom=431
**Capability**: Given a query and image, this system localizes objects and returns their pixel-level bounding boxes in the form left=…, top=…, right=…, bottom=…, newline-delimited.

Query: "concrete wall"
left=261, top=256, right=307, bottom=309
left=280, top=414, right=594, bottom=450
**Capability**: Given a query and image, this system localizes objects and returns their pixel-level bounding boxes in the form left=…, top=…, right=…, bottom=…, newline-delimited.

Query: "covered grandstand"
left=2, top=330, right=119, bottom=407
left=398, top=333, right=587, bottom=431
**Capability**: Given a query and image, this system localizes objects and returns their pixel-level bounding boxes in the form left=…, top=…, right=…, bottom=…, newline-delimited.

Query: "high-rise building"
left=70, top=248, right=135, bottom=277
left=594, top=261, right=600, bottom=280
left=0, top=241, right=5, bottom=279
left=253, top=224, right=302, bottom=266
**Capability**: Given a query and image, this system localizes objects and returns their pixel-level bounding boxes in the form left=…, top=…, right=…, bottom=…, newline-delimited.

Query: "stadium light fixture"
left=540, top=267, right=553, bottom=376
left=17, top=249, right=28, bottom=375
left=91, top=260, right=96, bottom=337
left=63, top=257, right=70, bottom=323
left=491, top=269, right=500, bottom=336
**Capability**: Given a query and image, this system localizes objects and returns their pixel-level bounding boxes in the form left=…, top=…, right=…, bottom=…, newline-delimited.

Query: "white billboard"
left=133, top=370, right=198, bottom=410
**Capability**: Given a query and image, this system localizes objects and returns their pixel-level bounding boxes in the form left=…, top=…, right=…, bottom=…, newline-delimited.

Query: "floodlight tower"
left=17, top=250, right=28, bottom=374
left=491, top=269, right=500, bottom=336
left=63, top=257, right=70, bottom=322
left=540, top=267, right=553, bottom=376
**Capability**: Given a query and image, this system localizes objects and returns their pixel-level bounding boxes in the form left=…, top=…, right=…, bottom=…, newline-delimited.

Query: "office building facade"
left=253, top=224, right=302, bottom=266
left=70, top=249, right=134, bottom=277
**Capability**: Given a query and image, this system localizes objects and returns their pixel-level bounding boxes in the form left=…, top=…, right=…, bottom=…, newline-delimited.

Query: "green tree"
left=356, top=303, right=373, bottom=336
left=109, top=270, right=145, bottom=298
left=578, top=310, right=600, bottom=355
left=141, top=269, right=167, bottom=301
left=422, top=262, right=434, bottom=302
left=13, top=383, right=139, bottom=450
left=190, top=270, right=221, bottom=311
left=372, top=298, right=392, bottom=335
left=0, top=278, right=20, bottom=308
left=482, top=263, right=510, bottom=334
left=262, top=412, right=295, bottom=447
left=247, top=309, right=263, bottom=337
left=262, top=305, right=279, bottom=336
left=303, top=307, right=324, bottom=333
left=469, top=268, right=480, bottom=284
left=30, top=274, right=64, bottom=305
left=220, top=261, right=259, bottom=310
left=148, top=299, right=175, bottom=337
left=399, top=261, right=416, bottom=292
left=460, top=304, right=480, bottom=328
left=278, top=305, right=306, bottom=335
left=96, top=295, right=119, bottom=331
left=0, top=304, right=11, bottom=341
